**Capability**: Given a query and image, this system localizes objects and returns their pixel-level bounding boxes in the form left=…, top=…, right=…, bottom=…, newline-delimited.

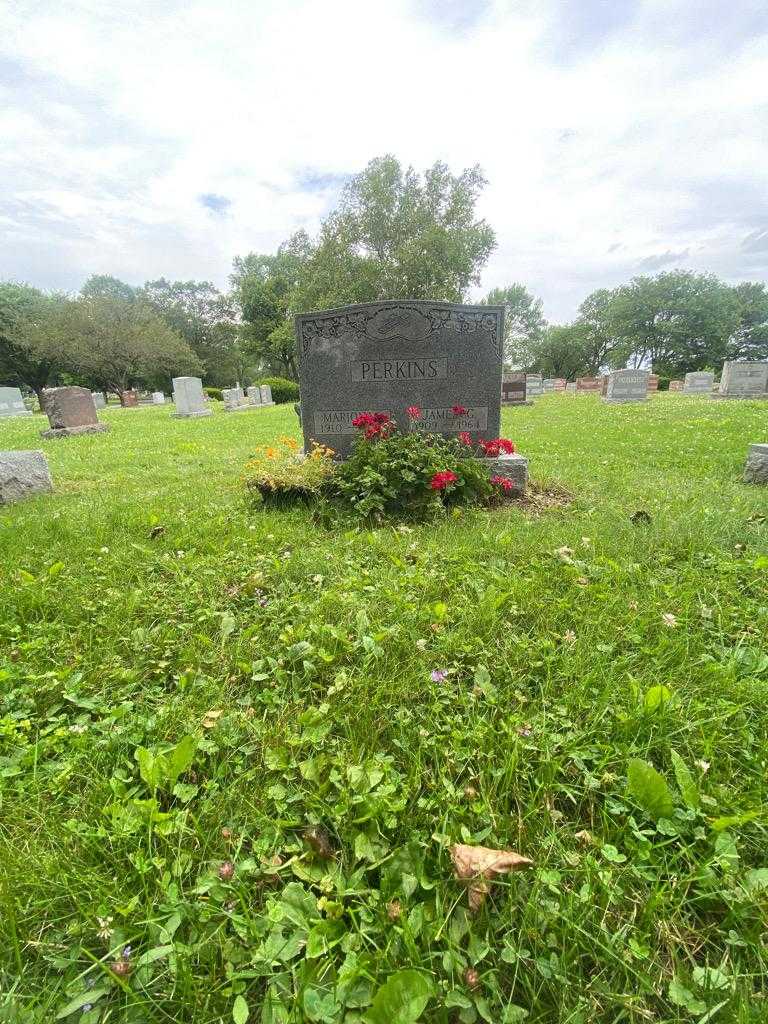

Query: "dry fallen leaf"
left=203, top=709, right=224, bottom=729
left=304, top=825, right=335, bottom=859
left=450, top=843, right=533, bottom=910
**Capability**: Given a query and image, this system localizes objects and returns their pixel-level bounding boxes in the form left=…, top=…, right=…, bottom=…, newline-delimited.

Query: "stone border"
left=41, top=424, right=110, bottom=439
left=171, top=410, right=213, bottom=419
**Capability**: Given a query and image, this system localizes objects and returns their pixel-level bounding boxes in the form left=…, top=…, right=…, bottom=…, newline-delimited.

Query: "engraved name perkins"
left=350, top=357, right=448, bottom=383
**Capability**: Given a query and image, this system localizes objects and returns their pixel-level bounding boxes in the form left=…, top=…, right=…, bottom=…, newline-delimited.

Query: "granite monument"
left=683, top=371, right=715, bottom=395
left=40, top=386, right=109, bottom=438
left=0, top=386, right=32, bottom=418
left=172, top=377, right=212, bottom=418
left=713, top=362, right=768, bottom=400
left=603, top=368, right=649, bottom=403
left=0, top=450, right=53, bottom=504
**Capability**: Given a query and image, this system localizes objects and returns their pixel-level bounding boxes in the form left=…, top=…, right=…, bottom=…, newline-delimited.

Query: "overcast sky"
left=2, top=0, right=767, bottom=321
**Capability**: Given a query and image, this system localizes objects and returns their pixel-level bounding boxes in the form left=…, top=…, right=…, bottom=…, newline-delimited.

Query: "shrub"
left=204, top=387, right=223, bottom=401
left=244, top=436, right=335, bottom=506
left=656, top=376, right=671, bottom=391
left=255, top=376, right=299, bottom=404
left=332, top=410, right=506, bottom=520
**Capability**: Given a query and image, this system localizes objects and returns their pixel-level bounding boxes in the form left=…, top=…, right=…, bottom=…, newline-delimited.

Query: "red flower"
left=491, top=475, right=514, bottom=491
left=458, top=431, right=473, bottom=446
left=352, top=411, right=393, bottom=440
left=407, top=405, right=422, bottom=420
left=479, top=438, right=516, bottom=457
left=451, top=404, right=468, bottom=415
left=430, top=470, right=459, bottom=490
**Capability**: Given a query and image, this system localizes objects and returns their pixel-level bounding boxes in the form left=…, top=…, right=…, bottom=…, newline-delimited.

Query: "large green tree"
left=728, top=281, right=768, bottom=361
left=481, top=283, right=546, bottom=368
left=533, top=324, right=591, bottom=378
left=0, top=283, right=71, bottom=401
left=57, top=295, right=201, bottom=403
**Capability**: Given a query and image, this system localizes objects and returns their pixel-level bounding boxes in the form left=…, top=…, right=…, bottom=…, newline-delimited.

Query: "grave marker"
left=647, top=374, right=660, bottom=393
left=744, top=443, right=768, bottom=485
left=501, top=372, right=530, bottom=405
left=259, top=384, right=274, bottom=405
left=683, top=371, right=714, bottom=394
left=246, top=386, right=262, bottom=405
left=669, top=380, right=683, bottom=392
left=295, top=300, right=504, bottom=457
left=152, top=392, right=165, bottom=405
left=40, top=386, right=109, bottom=438
left=713, top=361, right=768, bottom=400
left=575, top=377, right=602, bottom=393
left=526, top=373, right=543, bottom=397
left=171, top=377, right=212, bottom=418
left=0, top=450, right=53, bottom=503
left=603, top=368, right=649, bottom=403
left=91, top=392, right=107, bottom=409
left=0, top=386, right=32, bottom=418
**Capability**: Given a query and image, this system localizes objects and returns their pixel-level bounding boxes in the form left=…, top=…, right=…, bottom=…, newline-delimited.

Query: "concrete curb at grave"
left=171, top=410, right=213, bottom=418
left=744, top=444, right=768, bottom=485
left=0, top=450, right=53, bottom=504
left=41, top=424, right=110, bottom=439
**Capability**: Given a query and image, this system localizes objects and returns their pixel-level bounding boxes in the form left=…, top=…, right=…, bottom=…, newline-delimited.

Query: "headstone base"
left=602, top=396, right=648, bottom=404
left=0, top=450, right=53, bottom=503
left=41, top=424, right=110, bottom=439
left=485, top=452, right=528, bottom=496
left=225, top=403, right=261, bottom=413
left=744, top=444, right=768, bottom=484
left=171, top=409, right=213, bottom=418
left=501, top=400, right=534, bottom=407
left=710, top=393, right=768, bottom=400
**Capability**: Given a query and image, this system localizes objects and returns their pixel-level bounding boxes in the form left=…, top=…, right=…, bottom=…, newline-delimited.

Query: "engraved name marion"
left=350, top=357, right=448, bottom=383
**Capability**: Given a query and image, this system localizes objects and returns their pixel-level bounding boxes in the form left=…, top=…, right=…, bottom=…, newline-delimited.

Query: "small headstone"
left=485, top=451, right=528, bottom=496
left=40, top=386, right=109, bottom=438
left=744, top=443, right=768, bottom=485
left=91, top=391, right=107, bottom=409
left=259, top=384, right=274, bottom=405
left=122, top=390, right=139, bottom=408
left=171, top=376, right=212, bottom=418
left=713, top=361, right=768, bottom=400
left=526, top=374, right=543, bottom=397
left=295, top=300, right=504, bottom=457
left=223, top=386, right=258, bottom=413
left=603, top=368, right=649, bottom=403
left=0, top=386, right=33, bottom=418
left=542, top=378, right=555, bottom=392
left=501, top=372, right=530, bottom=405
left=575, top=377, right=602, bottom=393
left=683, top=371, right=715, bottom=394
left=553, top=379, right=567, bottom=392
left=246, top=386, right=262, bottom=405
left=0, top=450, right=53, bottom=504
left=647, top=374, right=660, bottom=393
left=152, top=392, right=165, bottom=405
left=669, top=380, right=684, bottom=392
left=565, top=382, right=576, bottom=393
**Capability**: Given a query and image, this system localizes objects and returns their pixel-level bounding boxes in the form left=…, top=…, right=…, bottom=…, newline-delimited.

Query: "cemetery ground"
left=1, top=395, right=767, bottom=1024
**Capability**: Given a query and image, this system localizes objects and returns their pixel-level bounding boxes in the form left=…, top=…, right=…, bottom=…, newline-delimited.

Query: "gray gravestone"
left=683, top=371, right=714, bottom=395
left=41, top=386, right=109, bottom=438
left=603, top=368, right=649, bottom=403
left=223, top=386, right=258, bottom=413
left=0, top=450, right=53, bottom=503
left=713, top=362, right=768, bottom=399
left=501, top=372, right=530, bottom=405
left=565, top=382, right=576, bottom=393
left=543, top=378, right=555, bottom=392
left=259, top=384, right=274, bottom=405
left=152, top=392, right=165, bottom=405
left=526, top=374, right=543, bottom=397
left=295, top=301, right=504, bottom=458
left=246, top=386, right=262, bottom=405
left=172, top=377, right=212, bottom=418
left=0, top=386, right=33, bottom=418
left=744, top=443, right=768, bottom=484
left=92, top=392, right=107, bottom=409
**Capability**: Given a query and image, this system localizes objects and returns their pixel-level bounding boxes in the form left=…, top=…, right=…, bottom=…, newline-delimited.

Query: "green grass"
left=1, top=396, right=767, bottom=1024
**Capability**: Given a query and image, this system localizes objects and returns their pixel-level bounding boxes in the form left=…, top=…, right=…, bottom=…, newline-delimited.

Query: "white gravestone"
left=259, top=385, right=274, bottom=405
left=603, top=368, right=649, bottom=403
left=152, top=392, right=165, bottom=405
left=0, top=386, right=33, bottom=418
left=526, top=374, right=543, bottom=397
left=246, top=386, right=262, bottom=405
left=171, top=377, right=212, bottom=418
left=683, top=371, right=714, bottom=394
left=714, top=362, right=768, bottom=400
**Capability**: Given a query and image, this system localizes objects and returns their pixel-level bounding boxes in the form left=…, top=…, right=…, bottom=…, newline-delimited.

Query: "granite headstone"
left=0, top=450, right=53, bottom=503
left=152, top=392, right=165, bottom=405
left=246, top=386, right=262, bottom=405
left=501, top=372, right=529, bottom=405
left=41, top=386, right=109, bottom=438
left=683, top=371, right=714, bottom=395
left=526, top=374, right=543, bottom=397
left=0, top=386, right=32, bottom=418
left=259, top=384, right=274, bottom=405
left=603, top=368, right=649, bottom=403
left=122, top=390, right=139, bottom=408
left=91, top=392, right=107, bottom=409
left=172, top=376, right=212, bottom=418
left=647, top=374, right=660, bottom=393
left=575, top=377, right=602, bottom=393
left=669, top=380, right=683, bottom=392
left=744, top=443, right=768, bottom=485
left=714, top=361, right=768, bottom=400
left=295, top=300, right=504, bottom=458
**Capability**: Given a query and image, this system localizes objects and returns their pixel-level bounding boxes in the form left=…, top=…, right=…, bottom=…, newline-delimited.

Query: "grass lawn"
left=1, top=395, right=767, bottom=1024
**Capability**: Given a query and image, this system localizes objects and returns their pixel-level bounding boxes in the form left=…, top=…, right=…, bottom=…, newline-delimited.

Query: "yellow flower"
left=264, top=447, right=278, bottom=460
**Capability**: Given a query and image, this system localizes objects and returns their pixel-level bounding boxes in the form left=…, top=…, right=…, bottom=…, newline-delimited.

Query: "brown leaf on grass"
left=202, top=709, right=224, bottom=729
left=304, top=825, right=335, bottom=859
left=450, top=843, right=533, bottom=910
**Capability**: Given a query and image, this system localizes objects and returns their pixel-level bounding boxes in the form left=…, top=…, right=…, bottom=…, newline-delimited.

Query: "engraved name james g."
left=350, top=358, right=448, bottom=383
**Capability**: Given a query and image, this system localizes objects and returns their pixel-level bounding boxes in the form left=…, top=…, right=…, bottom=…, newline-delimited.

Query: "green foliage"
left=256, top=376, right=300, bottom=404
left=244, top=436, right=335, bottom=506
left=134, top=735, right=197, bottom=792
left=626, top=758, right=674, bottom=820
left=364, top=970, right=435, bottom=1024
left=205, top=386, right=223, bottom=401
left=482, top=284, right=546, bottom=368
left=333, top=428, right=494, bottom=520
left=0, top=282, right=71, bottom=397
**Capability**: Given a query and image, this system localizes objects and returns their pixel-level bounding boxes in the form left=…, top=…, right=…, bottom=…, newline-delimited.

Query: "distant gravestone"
left=683, top=371, right=715, bottom=395
left=246, top=386, right=262, bottom=405
left=40, top=386, right=109, bottom=438
left=171, top=376, right=212, bottom=418
left=542, top=378, right=555, bottom=392
left=575, top=377, right=602, bottom=393
left=669, top=380, right=684, bottom=392
left=713, top=361, right=768, bottom=400
left=744, top=443, right=768, bottom=485
left=0, top=386, right=32, bottom=418
left=552, top=378, right=567, bottom=392
left=0, top=450, right=53, bottom=504
left=603, top=368, right=649, bottom=403
left=647, top=374, right=660, bottom=393
left=259, top=384, right=274, bottom=405
left=526, top=374, right=543, bottom=397
left=152, top=392, right=165, bottom=405
left=501, top=372, right=529, bottom=405
left=223, top=386, right=258, bottom=413
left=122, top=390, right=139, bottom=408
left=295, top=300, right=504, bottom=458
left=92, top=392, right=107, bottom=409
left=565, top=382, right=576, bottom=393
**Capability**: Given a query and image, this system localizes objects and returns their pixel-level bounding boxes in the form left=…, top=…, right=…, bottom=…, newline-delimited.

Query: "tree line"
left=2, top=154, right=767, bottom=402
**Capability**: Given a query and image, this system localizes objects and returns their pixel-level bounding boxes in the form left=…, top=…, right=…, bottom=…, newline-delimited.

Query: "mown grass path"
left=1, top=396, right=766, bottom=1023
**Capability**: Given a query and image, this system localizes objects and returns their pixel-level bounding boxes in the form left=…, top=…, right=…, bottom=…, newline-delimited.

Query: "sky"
left=1, top=0, right=767, bottom=322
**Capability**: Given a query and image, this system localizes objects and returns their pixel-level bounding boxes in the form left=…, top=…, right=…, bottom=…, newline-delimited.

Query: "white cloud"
left=1, top=0, right=766, bottom=318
